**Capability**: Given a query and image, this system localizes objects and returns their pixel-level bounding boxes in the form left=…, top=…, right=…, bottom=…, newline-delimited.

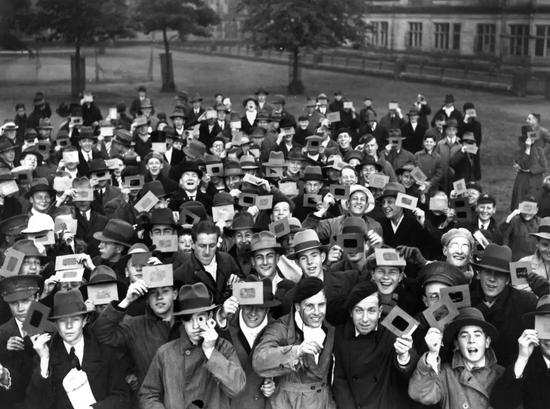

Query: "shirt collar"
left=63, top=336, right=85, bottom=362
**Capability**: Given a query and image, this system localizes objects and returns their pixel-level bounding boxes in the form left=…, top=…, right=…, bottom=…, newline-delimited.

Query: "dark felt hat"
left=293, top=276, right=324, bottom=303
left=444, top=307, right=498, bottom=342
left=471, top=244, right=512, bottom=274
left=173, top=282, right=216, bottom=315
left=49, top=289, right=89, bottom=320
left=25, top=177, right=54, bottom=199
left=0, top=274, right=42, bottom=303
left=345, top=280, right=378, bottom=311
left=418, top=261, right=468, bottom=287
left=93, top=219, right=135, bottom=247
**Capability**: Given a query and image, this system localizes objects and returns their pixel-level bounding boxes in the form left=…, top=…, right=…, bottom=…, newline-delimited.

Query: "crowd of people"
left=0, top=85, right=549, bottom=409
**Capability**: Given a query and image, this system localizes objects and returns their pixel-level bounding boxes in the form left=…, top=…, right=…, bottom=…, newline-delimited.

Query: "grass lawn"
left=1, top=45, right=549, bottom=221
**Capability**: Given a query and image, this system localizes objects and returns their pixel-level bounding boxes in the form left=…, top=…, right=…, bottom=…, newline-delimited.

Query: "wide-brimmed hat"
left=224, top=161, right=244, bottom=177
left=93, top=219, right=135, bottom=247
left=183, top=140, right=206, bottom=160
left=173, top=282, right=217, bottom=315
left=240, top=154, right=259, bottom=170
left=471, top=244, right=511, bottom=274
left=21, top=213, right=54, bottom=234
left=292, top=229, right=325, bottom=258
left=303, top=165, right=325, bottom=182
left=229, top=212, right=258, bottom=233
left=113, top=128, right=133, bottom=147
left=169, top=109, right=187, bottom=120
left=0, top=214, right=30, bottom=236
left=249, top=231, right=283, bottom=254
left=286, top=149, right=305, bottom=163
left=524, top=295, right=550, bottom=319
left=38, top=118, right=53, bottom=129
left=347, top=185, right=375, bottom=213
left=357, top=155, right=383, bottom=172
left=0, top=138, right=17, bottom=153
left=49, top=289, right=89, bottom=320
left=140, top=98, right=153, bottom=109
left=0, top=274, right=42, bottom=303
left=388, top=128, right=406, bottom=140
left=529, top=217, right=550, bottom=240
left=242, top=276, right=281, bottom=308
left=444, top=307, right=498, bottom=342
left=2, top=121, right=18, bottom=131
left=263, top=151, right=286, bottom=168
left=134, top=116, right=148, bottom=128
left=377, top=182, right=406, bottom=201
left=149, top=208, right=177, bottom=227
left=250, top=127, right=267, bottom=139
left=25, top=177, right=55, bottom=199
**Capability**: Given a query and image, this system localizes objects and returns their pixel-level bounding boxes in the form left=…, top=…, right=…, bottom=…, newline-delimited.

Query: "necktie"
left=69, top=347, right=81, bottom=370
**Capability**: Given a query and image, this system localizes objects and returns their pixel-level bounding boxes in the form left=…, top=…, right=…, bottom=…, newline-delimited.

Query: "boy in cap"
left=409, top=307, right=504, bottom=409
left=0, top=274, right=54, bottom=408
left=139, top=282, right=246, bottom=409
left=27, top=289, right=131, bottom=409
left=217, top=277, right=280, bottom=409
left=333, top=280, right=417, bottom=409
left=253, top=276, right=336, bottom=409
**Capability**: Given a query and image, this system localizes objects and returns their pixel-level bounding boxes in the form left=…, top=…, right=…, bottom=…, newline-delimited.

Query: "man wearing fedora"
left=248, top=231, right=289, bottom=292
left=227, top=212, right=258, bottom=276
left=490, top=295, right=550, bottom=409
left=333, top=280, right=417, bottom=409
left=25, top=177, right=55, bottom=216
left=470, top=244, right=538, bottom=367
left=88, top=158, right=123, bottom=214
left=92, top=267, right=180, bottom=388
left=139, top=282, right=246, bottom=409
left=26, top=289, right=131, bottom=409
left=173, top=220, right=242, bottom=305
left=187, top=93, right=205, bottom=128
left=0, top=274, right=54, bottom=408
left=253, top=276, right=336, bottom=409
left=92, top=219, right=135, bottom=280
left=435, top=119, right=462, bottom=193
left=409, top=307, right=504, bottom=409
left=401, top=107, right=427, bottom=154
left=146, top=208, right=179, bottom=263
left=76, top=126, right=104, bottom=177
left=380, top=129, right=415, bottom=171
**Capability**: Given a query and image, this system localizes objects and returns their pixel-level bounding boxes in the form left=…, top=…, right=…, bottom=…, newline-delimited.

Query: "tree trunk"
left=287, top=47, right=304, bottom=95
left=160, top=27, right=175, bottom=92
left=71, top=40, right=85, bottom=99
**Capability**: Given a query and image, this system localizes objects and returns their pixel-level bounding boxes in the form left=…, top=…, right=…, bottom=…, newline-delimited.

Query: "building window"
left=509, top=24, right=530, bottom=56
left=408, top=22, right=423, bottom=48
left=434, top=23, right=460, bottom=51
left=475, top=24, right=496, bottom=54
left=535, top=25, right=550, bottom=57
left=370, top=21, right=389, bottom=48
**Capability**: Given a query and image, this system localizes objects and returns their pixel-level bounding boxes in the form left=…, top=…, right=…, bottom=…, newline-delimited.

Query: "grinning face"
left=297, top=249, right=325, bottom=279
left=241, top=305, right=268, bottom=329
left=296, top=290, right=326, bottom=328
left=476, top=203, right=495, bottom=222
left=537, top=238, right=550, bottom=263
left=146, top=158, right=163, bottom=176
left=454, top=325, right=490, bottom=367
left=252, top=249, right=278, bottom=279
left=444, top=237, right=472, bottom=269
left=478, top=269, right=509, bottom=302
left=381, top=196, right=402, bottom=220
left=339, top=168, right=357, bottom=185
left=30, top=192, right=51, bottom=213
left=372, top=266, right=403, bottom=294
left=179, top=171, right=200, bottom=192
left=348, top=191, right=369, bottom=216
left=147, top=286, right=177, bottom=318
left=398, top=171, right=415, bottom=189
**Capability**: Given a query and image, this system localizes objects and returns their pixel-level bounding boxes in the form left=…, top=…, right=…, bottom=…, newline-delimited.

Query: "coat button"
left=185, top=350, right=191, bottom=356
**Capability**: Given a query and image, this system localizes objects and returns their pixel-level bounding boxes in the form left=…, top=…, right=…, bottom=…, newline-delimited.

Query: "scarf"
left=294, top=310, right=326, bottom=363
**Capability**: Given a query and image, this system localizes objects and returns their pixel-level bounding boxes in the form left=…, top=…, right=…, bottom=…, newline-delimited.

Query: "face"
left=466, top=189, right=481, bottom=205
left=74, top=198, right=91, bottom=213
left=381, top=196, right=402, bottom=220
left=364, top=139, right=378, bottom=156
left=178, top=234, right=193, bottom=253
left=351, top=294, right=380, bottom=335
left=173, top=117, right=184, bottom=128
left=349, top=191, right=369, bottom=216
left=423, top=282, right=449, bottom=308
left=252, top=249, right=278, bottom=279
left=526, top=114, right=538, bottom=128
left=409, top=114, right=419, bottom=123
left=435, top=119, right=446, bottom=129
left=235, top=229, right=253, bottom=251
left=183, top=311, right=211, bottom=344
left=225, top=175, right=242, bottom=190
left=56, top=315, right=87, bottom=345
left=211, top=141, right=225, bottom=156
left=372, top=266, right=403, bottom=294
left=445, top=126, right=457, bottom=138
left=304, top=180, right=322, bottom=195
left=151, top=224, right=175, bottom=238
left=297, top=249, right=325, bottom=279
left=0, top=149, right=15, bottom=163
left=272, top=202, right=291, bottom=221
left=147, top=286, right=176, bottom=317
left=361, top=165, right=377, bottom=181
left=193, top=233, right=218, bottom=265
left=540, top=339, right=550, bottom=360
left=99, top=241, right=122, bottom=261
left=78, top=138, right=94, bottom=153
left=241, top=305, right=268, bottom=329
left=423, top=137, right=436, bottom=151
left=180, top=171, right=200, bottom=192
left=339, top=168, right=357, bottom=185
left=17, top=107, right=25, bottom=116
left=21, top=256, right=41, bottom=275
left=298, top=119, right=309, bottom=130
left=444, top=237, right=472, bottom=268
left=126, top=257, right=144, bottom=282
left=476, top=203, right=495, bottom=222
left=399, top=171, right=415, bottom=189
left=338, top=133, right=352, bottom=149
left=8, top=296, right=36, bottom=322
left=296, top=290, right=326, bottom=328
left=287, top=160, right=301, bottom=174
left=246, top=101, right=256, bottom=111
left=479, top=269, right=509, bottom=301
left=21, top=154, right=38, bottom=169
left=30, top=192, right=52, bottom=212
left=110, top=158, right=125, bottom=176
left=146, top=158, right=163, bottom=176
left=455, top=325, right=490, bottom=366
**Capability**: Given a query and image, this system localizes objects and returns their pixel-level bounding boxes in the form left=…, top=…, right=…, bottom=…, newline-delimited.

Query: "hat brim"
left=3, top=289, right=39, bottom=303
left=444, top=318, right=498, bottom=343
left=92, top=232, right=131, bottom=247
left=529, top=232, right=550, bottom=240
left=470, top=262, right=510, bottom=274
left=289, top=243, right=329, bottom=260
left=248, top=245, right=286, bottom=255
left=249, top=299, right=281, bottom=308
left=25, top=187, right=55, bottom=199
left=49, top=309, right=90, bottom=320
left=173, top=304, right=217, bottom=316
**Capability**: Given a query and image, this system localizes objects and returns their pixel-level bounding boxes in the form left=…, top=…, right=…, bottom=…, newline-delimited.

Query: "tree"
left=135, top=0, right=220, bottom=92
left=35, top=0, right=132, bottom=98
left=239, top=0, right=369, bottom=94
left=0, top=0, right=34, bottom=50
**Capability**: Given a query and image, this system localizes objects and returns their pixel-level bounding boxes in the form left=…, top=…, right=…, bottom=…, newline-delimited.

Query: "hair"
left=191, top=220, right=220, bottom=241
left=530, top=113, right=541, bottom=124
left=434, top=113, right=446, bottom=122
left=15, top=103, right=25, bottom=110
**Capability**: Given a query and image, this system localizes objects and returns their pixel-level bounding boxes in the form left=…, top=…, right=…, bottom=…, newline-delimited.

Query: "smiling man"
left=409, top=307, right=504, bottom=409
left=470, top=244, right=537, bottom=367
left=249, top=231, right=286, bottom=292
left=333, top=280, right=417, bottom=409
left=441, top=228, right=476, bottom=281
left=253, top=277, right=336, bottom=409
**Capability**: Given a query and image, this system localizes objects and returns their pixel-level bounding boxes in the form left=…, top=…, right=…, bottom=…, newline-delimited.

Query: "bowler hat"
left=178, top=160, right=203, bottom=179
left=49, top=289, right=89, bottom=320
left=471, top=244, right=511, bottom=274
left=529, top=217, right=550, bottom=240
left=243, top=276, right=281, bottom=308
left=444, top=307, right=498, bottom=342
left=444, top=94, right=455, bottom=104
left=173, top=282, right=217, bottom=315
left=25, top=177, right=54, bottom=199
left=249, top=231, right=283, bottom=254
left=149, top=208, right=177, bottom=227
left=93, top=219, right=135, bottom=247
left=0, top=274, right=42, bottom=303
left=76, top=126, right=96, bottom=141
left=89, top=158, right=110, bottom=174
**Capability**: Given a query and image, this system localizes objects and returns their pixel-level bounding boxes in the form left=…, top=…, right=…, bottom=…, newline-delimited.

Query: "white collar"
left=294, top=310, right=325, bottom=363
left=239, top=310, right=268, bottom=348
left=543, top=355, right=550, bottom=369
left=64, top=336, right=85, bottom=363
left=15, top=318, right=25, bottom=337
left=391, top=214, right=405, bottom=232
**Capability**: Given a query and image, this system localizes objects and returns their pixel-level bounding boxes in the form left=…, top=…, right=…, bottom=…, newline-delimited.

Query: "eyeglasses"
left=447, top=242, right=471, bottom=253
